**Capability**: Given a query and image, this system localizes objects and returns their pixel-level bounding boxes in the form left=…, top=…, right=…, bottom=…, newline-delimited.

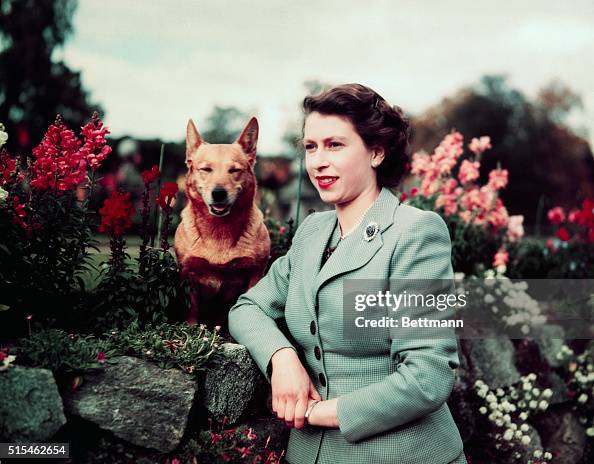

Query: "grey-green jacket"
left=228, top=187, right=466, bottom=464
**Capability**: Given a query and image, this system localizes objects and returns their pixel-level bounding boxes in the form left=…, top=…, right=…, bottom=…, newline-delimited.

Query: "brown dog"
left=174, top=117, right=271, bottom=331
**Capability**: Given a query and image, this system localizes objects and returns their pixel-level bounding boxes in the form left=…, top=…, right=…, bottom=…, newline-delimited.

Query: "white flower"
left=0, top=186, right=7, bottom=203
left=0, top=124, right=7, bottom=147
left=577, top=393, right=588, bottom=404
left=529, top=400, right=538, bottom=409
left=520, top=423, right=529, bottom=432
left=515, top=430, right=523, bottom=439
left=544, top=451, right=552, bottom=459
left=528, top=373, right=537, bottom=381
left=486, top=393, right=497, bottom=403
left=521, top=435, right=531, bottom=445
left=538, top=400, right=549, bottom=411
left=503, top=429, right=514, bottom=441
left=519, top=412, right=528, bottom=421
left=586, top=427, right=594, bottom=437
left=523, top=382, right=532, bottom=391
left=542, top=388, right=553, bottom=399
left=496, top=388, right=505, bottom=397
left=533, top=450, right=542, bottom=458
left=479, top=406, right=487, bottom=414
left=484, top=294, right=495, bottom=304
left=495, top=419, right=504, bottom=427
left=503, top=414, right=511, bottom=423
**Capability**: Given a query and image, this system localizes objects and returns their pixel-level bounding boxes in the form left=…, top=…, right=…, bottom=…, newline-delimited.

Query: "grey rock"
left=0, top=366, right=66, bottom=442
left=202, top=343, right=268, bottom=424
left=533, top=405, right=585, bottom=464
left=534, top=324, right=566, bottom=368
left=63, top=356, right=196, bottom=453
left=462, top=333, right=521, bottom=389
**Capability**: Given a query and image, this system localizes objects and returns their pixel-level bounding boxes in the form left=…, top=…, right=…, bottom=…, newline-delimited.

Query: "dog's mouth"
left=208, top=203, right=232, bottom=216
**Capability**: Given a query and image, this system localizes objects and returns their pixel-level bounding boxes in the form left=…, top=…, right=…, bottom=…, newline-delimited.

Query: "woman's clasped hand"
left=270, top=347, right=322, bottom=429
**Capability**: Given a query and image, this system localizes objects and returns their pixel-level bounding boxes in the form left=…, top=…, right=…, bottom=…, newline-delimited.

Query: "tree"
left=0, top=0, right=101, bottom=154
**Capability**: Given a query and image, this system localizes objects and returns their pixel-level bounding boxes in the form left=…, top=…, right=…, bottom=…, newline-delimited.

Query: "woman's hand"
left=306, top=398, right=339, bottom=428
left=271, top=347, right=321, bottom=429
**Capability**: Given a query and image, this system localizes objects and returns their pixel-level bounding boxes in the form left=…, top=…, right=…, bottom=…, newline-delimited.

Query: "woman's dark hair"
left=302, top=83, right=411, bottom=189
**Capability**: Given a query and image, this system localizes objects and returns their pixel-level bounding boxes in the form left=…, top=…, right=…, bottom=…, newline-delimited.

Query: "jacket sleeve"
left=336, top=210, right=460, bottom=443
left=228, top=213, right=314, bottom=383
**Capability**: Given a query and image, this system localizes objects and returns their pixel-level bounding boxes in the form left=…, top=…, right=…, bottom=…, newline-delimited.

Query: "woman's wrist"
left=271, top=346, right=297, bottom=365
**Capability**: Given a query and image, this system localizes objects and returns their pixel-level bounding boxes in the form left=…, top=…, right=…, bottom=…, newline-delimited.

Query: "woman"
left=228, top=83, right=466, bottom=464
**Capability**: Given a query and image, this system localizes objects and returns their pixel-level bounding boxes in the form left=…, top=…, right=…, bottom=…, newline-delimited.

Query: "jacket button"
left=314, top=346, right=321, bottom=360
left=319, top=373, right=326, bottom=387
left=310, top=321, right=316, bottom=335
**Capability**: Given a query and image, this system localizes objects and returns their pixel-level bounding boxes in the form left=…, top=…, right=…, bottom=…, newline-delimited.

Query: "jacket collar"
left=302, top=187, right=401, bottom=318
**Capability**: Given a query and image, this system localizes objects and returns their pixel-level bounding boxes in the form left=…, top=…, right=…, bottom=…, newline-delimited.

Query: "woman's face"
left=303, top=111, right=383, bottom=206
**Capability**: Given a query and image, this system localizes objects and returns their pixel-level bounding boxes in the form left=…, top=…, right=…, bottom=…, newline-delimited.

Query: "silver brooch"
left=363, top=221, right=379, bottom=241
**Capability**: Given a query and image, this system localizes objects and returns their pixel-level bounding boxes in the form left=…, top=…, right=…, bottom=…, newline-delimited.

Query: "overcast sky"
left=55, top=0, right=594, bottom=155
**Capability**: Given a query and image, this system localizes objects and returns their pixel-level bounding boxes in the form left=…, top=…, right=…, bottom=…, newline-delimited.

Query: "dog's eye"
left=199, top=167, right=212, bottom=173
left=228, top=168, right=242, bottom=174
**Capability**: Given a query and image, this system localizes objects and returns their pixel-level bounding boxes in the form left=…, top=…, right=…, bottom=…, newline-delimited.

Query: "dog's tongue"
left=212, top=205, right=226, bottom=212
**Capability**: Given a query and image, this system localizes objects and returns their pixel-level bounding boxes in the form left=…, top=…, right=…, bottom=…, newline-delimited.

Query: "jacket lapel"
left=302, top=187, right=400, bottom=319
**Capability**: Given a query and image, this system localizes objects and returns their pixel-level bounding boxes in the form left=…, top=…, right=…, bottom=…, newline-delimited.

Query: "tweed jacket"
left=228, top=187, right=466, bottom=464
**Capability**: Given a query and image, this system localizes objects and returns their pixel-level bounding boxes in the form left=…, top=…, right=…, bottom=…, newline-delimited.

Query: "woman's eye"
left=329, top=142, right=342, bottom=148
left=304, top=144, right=315, bottom=151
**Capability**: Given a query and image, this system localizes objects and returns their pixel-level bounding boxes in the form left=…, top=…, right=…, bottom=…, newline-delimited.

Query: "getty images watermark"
left=342, top=278, right=594, bottom=340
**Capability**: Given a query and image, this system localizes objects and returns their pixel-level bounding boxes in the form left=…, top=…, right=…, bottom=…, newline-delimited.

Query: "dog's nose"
left=211, top=187, right=228, bottom=203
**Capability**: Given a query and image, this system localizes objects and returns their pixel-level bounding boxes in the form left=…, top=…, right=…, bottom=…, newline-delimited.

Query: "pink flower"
left=468, top=136, right=492, bottom=155
left=244, top=427, right=257, bottom=440
left=171, top=459, right=180, bottom=464
left=458, top=160, right=480, bottom=185
left=210, top=432, right=222, bottom=444
left=506, top=215, right=524, bottom=242
left=409, top=187, right=418, bottom=197
left=97, top=352, right=106, bottom=364
left=487, top=168, right=508, bottom=191
left=547, top=207, right=565, bottom=225
left=278, top=226, right=286, bottom=235
left=0, top=351, right=6, bottom=362
left=493, top=248, right=509, bottom=268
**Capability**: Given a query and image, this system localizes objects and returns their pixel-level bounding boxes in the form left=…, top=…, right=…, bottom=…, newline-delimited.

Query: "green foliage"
left=83, top=248, right=190, bottom=334
left=12, top=321, right=222, bottom=378
left=107, top=320, right=222, bottom=374
left=507, top=239, right=594, bottom=278
left=14, top=329, right=117, bottom=375
left=0, top=183, right=98, bottom=338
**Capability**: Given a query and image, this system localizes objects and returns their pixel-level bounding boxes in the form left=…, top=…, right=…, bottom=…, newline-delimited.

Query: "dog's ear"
left=236, top=117, right=258, bottom=163
left=186, top=119, right=203, bottom=167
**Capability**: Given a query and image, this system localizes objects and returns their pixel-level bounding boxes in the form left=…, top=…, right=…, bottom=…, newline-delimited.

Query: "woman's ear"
left=372, top=146, right=385, bottom=166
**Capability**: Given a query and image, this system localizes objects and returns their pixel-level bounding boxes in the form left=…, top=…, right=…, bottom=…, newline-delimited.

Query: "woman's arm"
left=228, top=213, right=314, bottom=382
left=334, top=210, right=459, bottom=443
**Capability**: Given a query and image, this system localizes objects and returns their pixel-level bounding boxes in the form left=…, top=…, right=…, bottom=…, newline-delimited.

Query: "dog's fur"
left=174, top=117, right=271, bottom=331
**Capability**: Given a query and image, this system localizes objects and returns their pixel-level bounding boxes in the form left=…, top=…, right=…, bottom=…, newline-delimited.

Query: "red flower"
left=29, top=113, right=111, bottom=192
left=410, top=187, right=418, bottom=197
left=0, top=351, right=6, bottom=362
left=210, top=432, right=222, bottom=444
left=97, top=352, right=106, bottom=364
left=236, top=446, right=252, bottom=459
left=400, top=191, right=408, bottom=202
left=141, top=165, right=160, bottom=185
left=278, top=226, right=286, bottom=235
left=99, top=191, right=135, bottom=237
left=157, top=181, right=178, bottom=209
left=0, top=151, right=17, bottom=185
left=556, top=226, right=571, bottom=242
